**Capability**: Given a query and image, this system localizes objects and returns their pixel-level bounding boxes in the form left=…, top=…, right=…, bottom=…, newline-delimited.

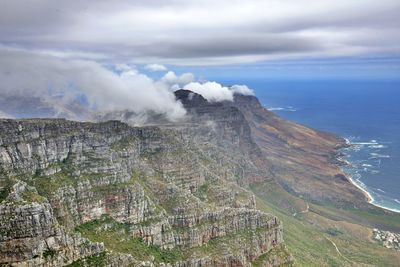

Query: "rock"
left=0, top=92, right=294, bottom=266
left=372, top=228, right=400, bottom=251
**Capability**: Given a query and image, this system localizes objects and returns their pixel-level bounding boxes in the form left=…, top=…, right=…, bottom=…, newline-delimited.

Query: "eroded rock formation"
left=0, top=91, right=295, bottom=266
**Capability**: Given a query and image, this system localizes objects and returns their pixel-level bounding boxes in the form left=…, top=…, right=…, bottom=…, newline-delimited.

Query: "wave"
left=342, top=136, right=400, bottom=213
left=347, top=175, right=400, bottom=213
left=369, top=153, right=390, bottom=159
left=346, top=174, right=374, bottom=202
left=351, top=142, right=378, bottom=145
left=368, top=144, right=386, bottom=149
left=267, top=106, right=297, bottom=112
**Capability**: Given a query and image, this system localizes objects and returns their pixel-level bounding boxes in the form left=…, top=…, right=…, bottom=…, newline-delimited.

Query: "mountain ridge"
left=0, top=95, right=292, bottom=266
left=1, top=90, right=399, bottom=266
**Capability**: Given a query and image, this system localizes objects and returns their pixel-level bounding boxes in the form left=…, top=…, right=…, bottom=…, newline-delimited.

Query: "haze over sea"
left=219, top=79, right=400, bottom=212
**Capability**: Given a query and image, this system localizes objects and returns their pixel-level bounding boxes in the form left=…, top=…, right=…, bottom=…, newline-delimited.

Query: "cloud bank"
left=184, top=82, right=233, bottom=102
left=183, top=82, right=254, bottom=102
left=2, top=1, right=395, bottom=121
left=0, top=47, right=255, bottom=121
left=0, top=0, right=398, bottom=65
left=0, top=48, right=186, bottom=121
left=230, top=85, right=254, bottom=96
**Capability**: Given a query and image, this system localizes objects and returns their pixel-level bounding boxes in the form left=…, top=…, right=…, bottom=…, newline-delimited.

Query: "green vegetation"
left=109, top=136, right=139, bottom=150
left=43, top=248, right=57, bottom=259
left=198, top=229, right=262, bottom=255
left=194, top=183, right=209, bottom=201
left=0, top=177, right=12, bottom=202
left=235, top=191, right=252, bottom=203
left=74, top=214, right=284, bottom=265
left=0, top=176, right=46, bottom=203
left=20, top=188, right=46, bottom=203
left=75, top=215, right=184, bottom=263
left=252, top=182, right=400, bottom=267
left=346, top=208, right=400, bottom=230
left=252, top=245, right=293, bottom=267
left=34, top=172, right=75, bottom=197
left=66, top=252, right=109, bottom=267
left=325, top=228, right=343, bottom=237
left=142, top=147, right=162, bottom=158
left=0, top=187, right=8, bottom=202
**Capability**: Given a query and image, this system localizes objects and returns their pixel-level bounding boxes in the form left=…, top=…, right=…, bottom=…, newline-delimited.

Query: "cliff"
left=3, top=89, right=382, bottom=266
left=0, top=96, right=293, bottom=266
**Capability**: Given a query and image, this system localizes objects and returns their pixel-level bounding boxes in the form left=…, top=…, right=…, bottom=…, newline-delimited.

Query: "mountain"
left=228, top=93, right=367, bottom=207
left=0, top=90, right=399, bottom=266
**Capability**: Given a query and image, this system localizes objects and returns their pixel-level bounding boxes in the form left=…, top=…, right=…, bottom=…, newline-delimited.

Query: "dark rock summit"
left=174, top=89, right=208, bottom=108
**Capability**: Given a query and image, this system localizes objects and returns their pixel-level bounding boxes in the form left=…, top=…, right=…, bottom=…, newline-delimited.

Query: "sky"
left=0, top=0, right=399, bottom=120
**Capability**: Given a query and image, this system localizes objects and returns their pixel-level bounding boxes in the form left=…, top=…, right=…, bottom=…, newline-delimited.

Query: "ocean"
left=222, top=79, right=400, bottom=212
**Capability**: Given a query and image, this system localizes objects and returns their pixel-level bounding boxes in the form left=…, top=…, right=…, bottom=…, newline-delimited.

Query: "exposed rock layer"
left=0, top=92, right=293, bottom=267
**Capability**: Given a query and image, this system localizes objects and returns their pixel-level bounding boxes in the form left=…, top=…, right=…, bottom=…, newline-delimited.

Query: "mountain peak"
left=174, top=89, right=208, bottom=108
left=233, top=93, right=262, bottom=109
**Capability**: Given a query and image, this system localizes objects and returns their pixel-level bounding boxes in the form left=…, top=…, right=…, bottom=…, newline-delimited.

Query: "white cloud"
left=0, top=47, right=260, bottom=121
left=161, top=71, right=195, bottom=88
left=0, top=48, right=186, bottom=121
left=115, top=63, right=135, bottom=72
left=145, top=63, right=167, bottom=72
left=184, top=81, right=233, bottom=102
left=230, top=85, right=254, bottom=96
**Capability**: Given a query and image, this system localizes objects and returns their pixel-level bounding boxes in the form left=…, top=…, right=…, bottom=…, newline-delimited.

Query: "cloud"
left=0, top=47, right=186, bottom=122
left=145, top=63, right=167, bottom=71
left=0, top=47, right=256, bottom=121
left=0, top=0, right=398, bottom=65
left=230, top=85, right=254, bottom=96
left=161, top=71, right=195, bottom=88
left=0, top=111, right=13, bottom=119
left=181, top=82, right=254, bottom=101
left=184, top=81, right=233, bottom=102
left=115, top=63, right=134, bottom=72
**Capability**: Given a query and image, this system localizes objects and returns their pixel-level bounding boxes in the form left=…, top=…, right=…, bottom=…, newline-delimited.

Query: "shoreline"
left=346, top=174, right=373, bottom=202
left=341, top=139, right=400, bottom=214
left=346, top=172, right=400, bottom=213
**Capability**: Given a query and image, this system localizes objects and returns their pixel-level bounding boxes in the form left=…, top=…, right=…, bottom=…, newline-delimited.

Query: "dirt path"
left=300, top=202, right=309, bottom=214
left=324, top=235, right=352, bottom=263
left=293, top=202, right=309, bottom=217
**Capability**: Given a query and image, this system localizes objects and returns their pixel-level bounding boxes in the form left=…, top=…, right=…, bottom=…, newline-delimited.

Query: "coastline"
left=346, top=168, right=400, bottom=213
left=346, top=173, right=373, bottom=203
left=340, top=139, right=400, bottom=214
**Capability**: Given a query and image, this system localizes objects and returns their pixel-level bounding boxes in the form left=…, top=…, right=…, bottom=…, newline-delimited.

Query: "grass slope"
left=252, top=183, right=400, bottom=267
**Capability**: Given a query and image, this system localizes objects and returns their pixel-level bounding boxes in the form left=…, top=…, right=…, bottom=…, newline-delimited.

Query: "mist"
left=0, top=48, right=187, bottom=122
left=0, top=46, right=261, bottom=124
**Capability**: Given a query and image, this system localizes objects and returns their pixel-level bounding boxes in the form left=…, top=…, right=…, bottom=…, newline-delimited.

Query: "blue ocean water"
left=222, top=79, right=400, bottom=212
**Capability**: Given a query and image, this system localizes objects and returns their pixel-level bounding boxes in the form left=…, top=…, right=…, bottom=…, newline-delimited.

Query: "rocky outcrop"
left=0, top=112, right=291, bottom=266
left=373, top=228, right=400, bottom=250
left=0, top=194, right=104, bottom=266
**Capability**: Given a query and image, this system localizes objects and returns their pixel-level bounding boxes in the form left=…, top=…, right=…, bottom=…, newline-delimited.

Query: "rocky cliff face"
left=0, top=91, right=294, bottom=267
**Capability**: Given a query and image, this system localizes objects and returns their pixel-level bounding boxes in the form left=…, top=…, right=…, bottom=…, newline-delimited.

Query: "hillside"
left=0, top=90, right=399, bottom=266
